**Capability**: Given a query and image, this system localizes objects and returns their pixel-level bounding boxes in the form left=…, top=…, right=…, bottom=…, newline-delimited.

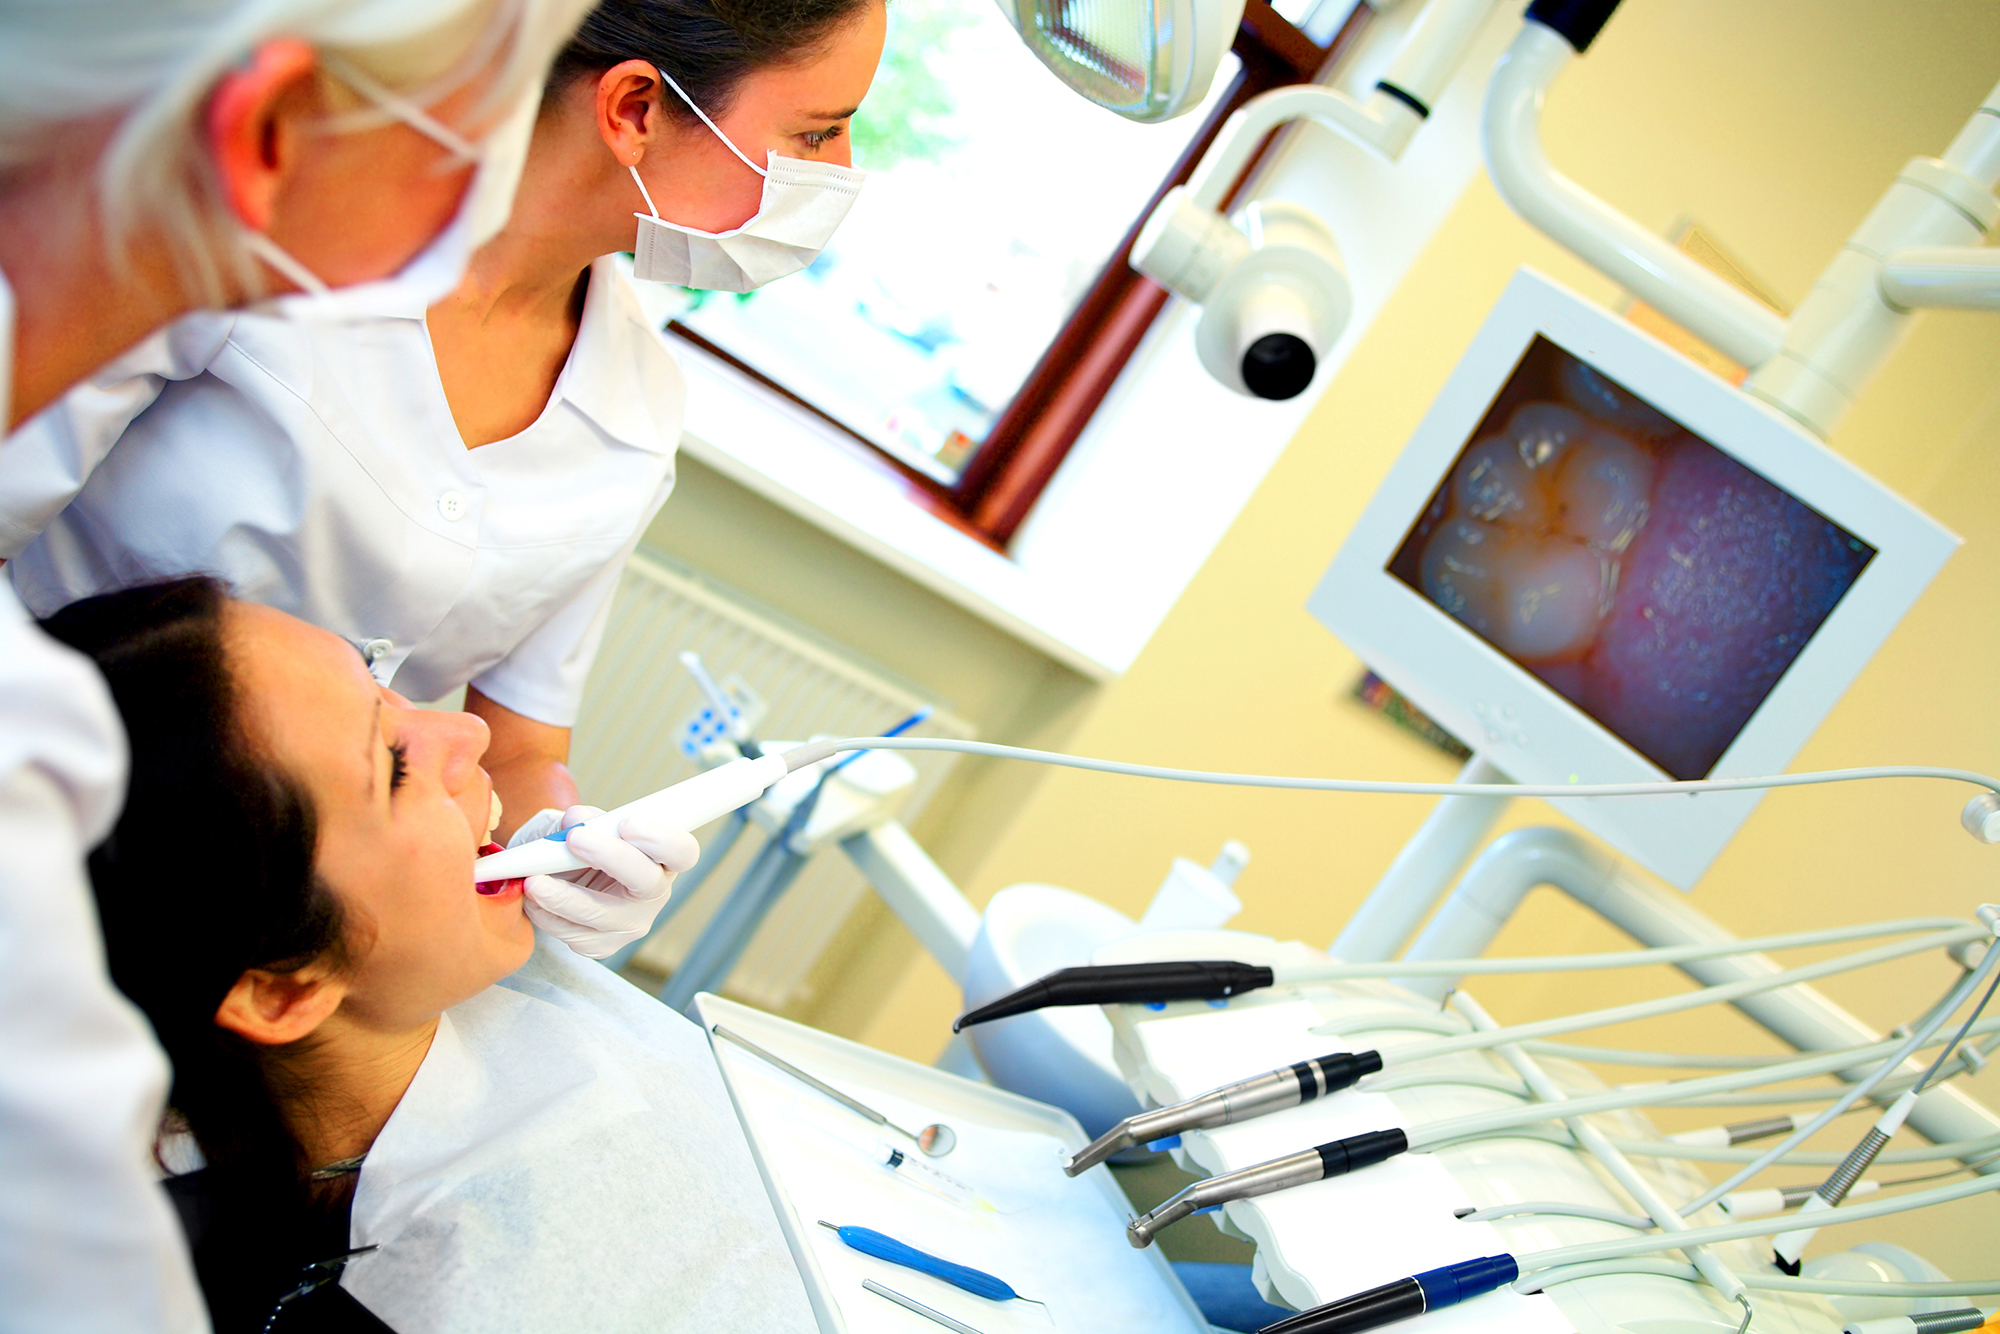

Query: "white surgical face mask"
left=627, top=67, right=866, bottom=293
left=241, top=61, right=542, bottom=314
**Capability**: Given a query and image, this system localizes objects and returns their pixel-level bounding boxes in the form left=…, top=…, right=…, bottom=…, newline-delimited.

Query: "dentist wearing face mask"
left=0, top=0, right=887, bottom=962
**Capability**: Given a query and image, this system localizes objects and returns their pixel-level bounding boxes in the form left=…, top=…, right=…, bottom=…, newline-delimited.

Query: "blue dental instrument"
left=818, top=1222, right=1039, bottom=1305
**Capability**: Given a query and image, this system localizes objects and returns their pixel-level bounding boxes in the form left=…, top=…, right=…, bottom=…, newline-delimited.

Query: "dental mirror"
left=712, top=1024, right=959, bottom=1157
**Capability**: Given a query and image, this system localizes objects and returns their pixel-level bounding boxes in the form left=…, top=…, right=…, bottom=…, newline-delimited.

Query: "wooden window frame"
left=668, top=1, right=1371, bottom=551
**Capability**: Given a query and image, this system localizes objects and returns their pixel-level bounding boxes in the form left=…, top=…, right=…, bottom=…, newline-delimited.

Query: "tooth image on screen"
left=1388, top=338, right=1875, bottom=781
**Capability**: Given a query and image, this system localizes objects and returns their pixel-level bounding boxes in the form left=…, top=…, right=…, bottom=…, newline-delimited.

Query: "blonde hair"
left=0, top=0, right=596, bottom=300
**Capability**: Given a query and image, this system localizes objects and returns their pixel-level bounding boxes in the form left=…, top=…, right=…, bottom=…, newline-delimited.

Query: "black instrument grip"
left=952, top=960, right=1276, bottom=1031
left=1315, top=1128, right=1409, bottom=1179
left=1256, top=1277, right=1425, bottom=1334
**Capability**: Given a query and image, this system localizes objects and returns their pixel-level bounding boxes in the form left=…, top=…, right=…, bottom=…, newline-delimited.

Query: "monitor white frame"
left=1308, top=268, right=1959, bottom=888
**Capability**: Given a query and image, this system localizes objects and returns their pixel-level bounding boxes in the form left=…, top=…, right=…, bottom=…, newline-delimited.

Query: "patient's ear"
left=214, top=961, right=347, bottom=1046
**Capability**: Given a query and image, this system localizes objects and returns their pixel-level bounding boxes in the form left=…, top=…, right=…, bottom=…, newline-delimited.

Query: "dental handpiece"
left=473, top=752, right=794, bottom=881
left=1065, top=1050, right=1382, bottom=1176
left=1126, top=1128, right=1407, bottom=1248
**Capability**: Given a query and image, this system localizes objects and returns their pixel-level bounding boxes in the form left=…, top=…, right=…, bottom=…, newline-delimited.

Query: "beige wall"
left=822, top=0, right=2000, bottom=1276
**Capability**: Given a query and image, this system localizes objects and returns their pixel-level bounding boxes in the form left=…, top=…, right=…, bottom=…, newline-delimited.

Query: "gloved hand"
left=510, top=805, right=700, bottom=959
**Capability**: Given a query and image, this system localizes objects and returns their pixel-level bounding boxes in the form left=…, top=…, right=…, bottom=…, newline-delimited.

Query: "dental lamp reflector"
left=997, top=0, right=1247, bottom=123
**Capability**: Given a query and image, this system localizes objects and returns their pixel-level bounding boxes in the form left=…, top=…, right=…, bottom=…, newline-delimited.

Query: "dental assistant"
left=0, top=0, right=887, bottom=866
left=0, top=1, right=596, bottom=1328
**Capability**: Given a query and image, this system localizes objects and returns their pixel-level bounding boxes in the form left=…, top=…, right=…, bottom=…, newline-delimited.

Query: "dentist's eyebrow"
left=804, top=104, right=860, bottom=121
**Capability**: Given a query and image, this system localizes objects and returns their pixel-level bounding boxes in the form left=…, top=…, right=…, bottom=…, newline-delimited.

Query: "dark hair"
left=39, top=578, right=348, bottom=1318
left=552, top=0, right=878, bottom=122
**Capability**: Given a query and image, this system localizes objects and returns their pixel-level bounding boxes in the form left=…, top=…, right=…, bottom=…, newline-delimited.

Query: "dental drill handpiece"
left=1125, top=1128, right=1407, bottom=1248
left=1065, top=1051, right=1383, bottom=1176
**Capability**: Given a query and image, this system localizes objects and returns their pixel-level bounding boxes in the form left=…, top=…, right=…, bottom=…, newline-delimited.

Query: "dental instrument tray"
left=694, top=994, right=1211, bottom=1334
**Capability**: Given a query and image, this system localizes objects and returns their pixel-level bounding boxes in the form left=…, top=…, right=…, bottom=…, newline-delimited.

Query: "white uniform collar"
left=295, top=253, right=682, bottom=457
left=542, top=255, right=683, bottom=457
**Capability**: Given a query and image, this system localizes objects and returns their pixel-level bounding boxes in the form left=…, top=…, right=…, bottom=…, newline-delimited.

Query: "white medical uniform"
left=0, top=270, right=208, bottom=1331
left=342, top=932, right=818, bottom=1333
left=0, top=254, right=682, bottom=726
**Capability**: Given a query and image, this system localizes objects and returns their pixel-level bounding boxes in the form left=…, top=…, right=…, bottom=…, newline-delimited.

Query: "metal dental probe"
left=1065, top=1050, right=1382, bottom=1175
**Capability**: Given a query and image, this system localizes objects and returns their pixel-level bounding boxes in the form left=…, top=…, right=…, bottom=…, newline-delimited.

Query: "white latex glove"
left=511, top=805, right=700, bottom=959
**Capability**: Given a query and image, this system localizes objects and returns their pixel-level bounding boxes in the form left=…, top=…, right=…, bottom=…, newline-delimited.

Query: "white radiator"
left=568, top=549, right=974, bottom=1011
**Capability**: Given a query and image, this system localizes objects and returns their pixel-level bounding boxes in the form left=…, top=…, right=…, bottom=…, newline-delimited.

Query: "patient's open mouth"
left=474, top=843, right=525, bottom=898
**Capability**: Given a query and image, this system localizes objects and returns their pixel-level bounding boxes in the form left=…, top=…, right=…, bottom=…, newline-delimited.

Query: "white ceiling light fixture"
left=996, top=0, right=1248, bottom=123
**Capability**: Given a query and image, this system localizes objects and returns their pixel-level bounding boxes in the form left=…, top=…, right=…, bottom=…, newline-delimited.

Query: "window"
left=663, top=0, right=1369, bottom=547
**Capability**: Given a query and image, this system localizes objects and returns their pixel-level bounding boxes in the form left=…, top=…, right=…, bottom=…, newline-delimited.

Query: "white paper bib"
left=341, top=933, right=816, bottom=1333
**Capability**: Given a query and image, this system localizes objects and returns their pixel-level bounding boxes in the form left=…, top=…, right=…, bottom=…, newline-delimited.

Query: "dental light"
left=1131, top=0, right=1501, bottom=398
left=995, top=0, right=1247, bottom=124
left=1135, top=193, right=1349, bottom=399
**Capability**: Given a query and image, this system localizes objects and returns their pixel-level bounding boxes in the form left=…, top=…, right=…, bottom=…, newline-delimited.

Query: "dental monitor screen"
left=1310, top=269, right=1956, bottom=888
left=1385, top=336, right=1875, bottom=782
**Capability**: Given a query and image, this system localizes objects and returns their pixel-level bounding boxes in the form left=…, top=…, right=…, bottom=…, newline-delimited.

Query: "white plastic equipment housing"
left=1744, top=152, right=1999, bottom=438
left=472, top=753, right=789, bottom=880
left=1136, top=192, right=1351, bottom=398
left=1879, top=247, right=2000, bottom=310
left=1194, top=200, right=1351, bottom=398
left=1963, top=793, right=2000, bottom=844
left=1481, top=22, right=1788, bottom=372
left=1132, top=185, right=1252, bottom=303
left=1180, top=0, right=1501, bottom=199
left=1481, top=15, right=2000, bottom=442
left=1137, top=842, right=1250, bottom=933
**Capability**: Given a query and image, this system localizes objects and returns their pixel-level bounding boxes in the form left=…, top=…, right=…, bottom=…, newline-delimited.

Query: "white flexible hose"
left=1604, top=1132, right=2000, bottom=1166
left=1679, top=941, right=2000, bottom=1216
left=1285, top=918, right=1975, bottom=981
left=1518, top=1259, right=2000, bottom=1299
left=1403, top=993, right=1990, bottom=1150
left=1372, top=927, right=1984, bottom=1074
left=1514, top=1172, right=2000, bottom=1272
left=788, top=738, right=2000, bottom=807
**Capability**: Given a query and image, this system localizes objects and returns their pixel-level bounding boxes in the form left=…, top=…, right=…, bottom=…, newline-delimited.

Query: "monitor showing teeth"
left=1389, top=338, right=1874, bottom=781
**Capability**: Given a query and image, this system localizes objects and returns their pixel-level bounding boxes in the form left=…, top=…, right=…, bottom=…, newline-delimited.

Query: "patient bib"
left=340, top=934, right=816, bottom=1333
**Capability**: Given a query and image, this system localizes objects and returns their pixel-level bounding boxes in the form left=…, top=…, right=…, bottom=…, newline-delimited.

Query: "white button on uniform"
left=437, top=490, right=467, bottom=521
left=361, top=638, right=395, bottom=665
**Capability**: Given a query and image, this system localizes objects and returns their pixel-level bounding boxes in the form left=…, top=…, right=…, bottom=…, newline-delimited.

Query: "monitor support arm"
left=1479, top=17, right=1787, bottom=372
left=1483, top=3, right=2000, bottom=440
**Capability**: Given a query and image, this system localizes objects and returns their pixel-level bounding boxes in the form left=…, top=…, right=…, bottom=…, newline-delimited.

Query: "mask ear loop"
left=244, top=51, right=488, bottom=301
left=241, top=230, right=332, bottom=297
left=319, top=51, right=483, bottom=164
left=629, top=164, right=664, bottom=220
left=654, top=65, right=769, bottom=179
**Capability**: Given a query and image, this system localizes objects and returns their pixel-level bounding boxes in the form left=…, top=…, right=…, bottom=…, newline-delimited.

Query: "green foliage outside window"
left=851, top=0, right=975, bottom=171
